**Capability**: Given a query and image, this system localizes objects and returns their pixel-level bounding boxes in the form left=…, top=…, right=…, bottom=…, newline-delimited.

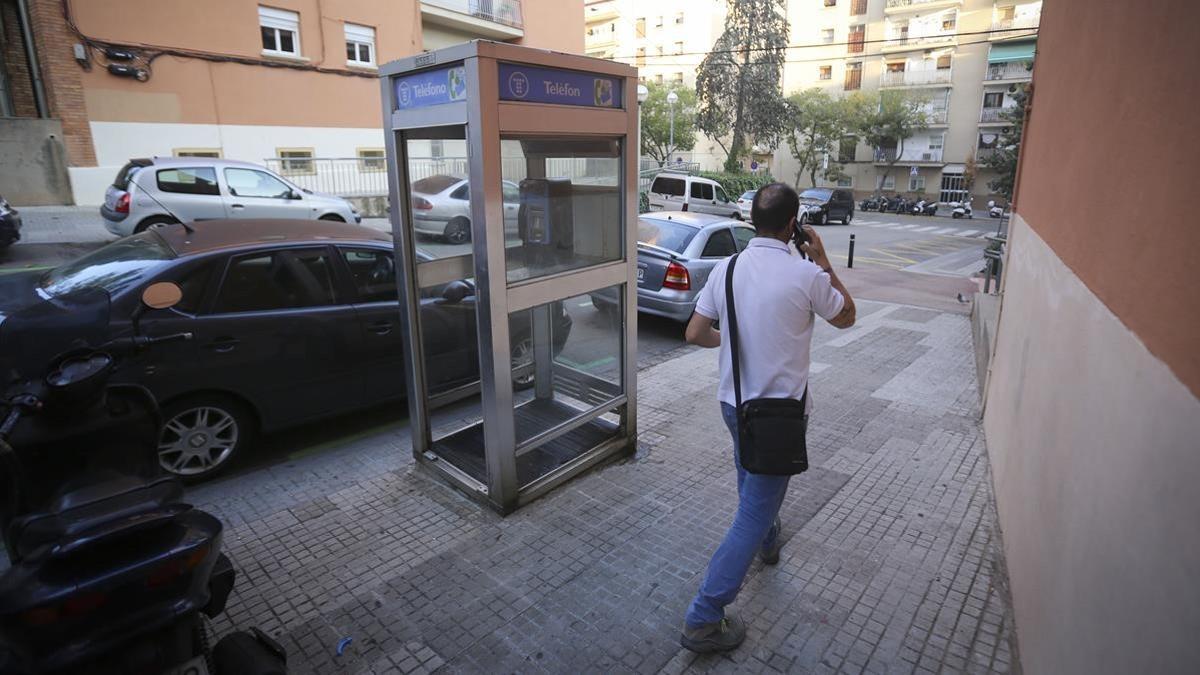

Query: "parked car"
left=100, top=157, right=361, bottom=236
left=646, top=173, right=741, bottom=220
left=737, top=190, right=756, bottom=221
left=0, top=195, right=20, bottom=249
left=409, top=174, right=522, bottom=244
left=0, top=219, right=570, bottom=481
left=591, top=211, right=754, bottom=322
left=798, top=187, right=855, bottom=225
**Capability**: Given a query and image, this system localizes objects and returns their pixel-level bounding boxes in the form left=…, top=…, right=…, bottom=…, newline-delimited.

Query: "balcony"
left=880, top=68, right=953, bottom=88
left=979, top=106, right=1020, bottom=123
left=985, top=60, right=1033, bottom=81
left=874, top=147, right=944, bottom=164
left=585, top=3, right=619, bottom=23
left=421, top=0, right=523, bottom=40
left=976, top=146, right=998, bottom=160
left=880, top=32, right=957, bottom=53
left=885, top=0, right=963, bottom=14
left=925, top=108, right=949, bottom=125
left=991, top=8, right=1041, bottom=39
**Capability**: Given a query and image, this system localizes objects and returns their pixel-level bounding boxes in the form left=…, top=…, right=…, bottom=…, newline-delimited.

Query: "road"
left=814, top=210, right=1005, bottom=276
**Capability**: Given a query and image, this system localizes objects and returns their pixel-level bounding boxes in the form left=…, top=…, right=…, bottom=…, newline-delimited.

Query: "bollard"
left=847, top=234, right=855, bottom=269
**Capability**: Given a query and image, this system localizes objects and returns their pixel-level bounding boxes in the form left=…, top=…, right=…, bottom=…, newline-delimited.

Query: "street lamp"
left=666, top=90, right=679, bottom=163
left=637, top=84, right=649, bottom=173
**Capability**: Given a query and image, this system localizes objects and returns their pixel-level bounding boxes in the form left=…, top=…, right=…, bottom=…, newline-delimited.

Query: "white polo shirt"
left=694, top=237, right=845, bottom=413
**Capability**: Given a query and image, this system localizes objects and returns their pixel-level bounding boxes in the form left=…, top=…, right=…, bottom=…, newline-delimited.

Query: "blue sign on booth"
left=498, top=63, right=622, bottom=109
left=394, top=65, right=468, bottom=110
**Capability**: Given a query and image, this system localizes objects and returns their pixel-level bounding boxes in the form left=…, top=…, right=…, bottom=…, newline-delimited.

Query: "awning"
left=988, top=40, right=1036, bottom=63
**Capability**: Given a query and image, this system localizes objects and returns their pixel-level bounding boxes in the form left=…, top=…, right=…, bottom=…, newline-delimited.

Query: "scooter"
left=859, top=196, right=880, bottom=211
left=920, top=200, right=938, bottom=216
left=988, top=200, right=1005, bottom=218
left=0, top=283, right=286, bottom=675
left=950, top=200, right=974, bottom=219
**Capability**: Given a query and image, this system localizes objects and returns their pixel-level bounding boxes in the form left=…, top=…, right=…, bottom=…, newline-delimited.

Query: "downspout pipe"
left=16, top=0, right=48, bottom=118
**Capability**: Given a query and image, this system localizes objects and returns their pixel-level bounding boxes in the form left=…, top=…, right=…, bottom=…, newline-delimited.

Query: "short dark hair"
left=750, top=183, right=799, bottom=235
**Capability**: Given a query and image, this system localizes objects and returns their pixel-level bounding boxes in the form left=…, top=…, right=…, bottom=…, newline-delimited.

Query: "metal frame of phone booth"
left=379, top=42, right=639, bottom=514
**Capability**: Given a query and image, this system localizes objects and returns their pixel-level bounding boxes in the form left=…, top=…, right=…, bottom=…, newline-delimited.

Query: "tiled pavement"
left=191, top=298, right=1019, bottom=674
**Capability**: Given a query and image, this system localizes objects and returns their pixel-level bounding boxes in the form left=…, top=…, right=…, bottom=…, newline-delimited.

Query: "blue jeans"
left=685, top=403, right=793, bottom=628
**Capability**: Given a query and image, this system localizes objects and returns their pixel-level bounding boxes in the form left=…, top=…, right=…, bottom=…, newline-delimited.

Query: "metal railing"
left=985, top=60, right=1033, bottom=81
left=980, top=107, right=1013, bottom=123
left=422, top=0, right=523, bottom=29
left=874, top=147, right=943, bottom=163
left=992, top=13, right=1040, bottom=32
left=880, top=68, right=953, bottom=87
left=637, top=161, right=701, bottom=192
left=925, top=108, right=949, bottom=124
left=976, top=147, right=998, bottom=160
left=884, top=33, right=957, bottom=48
left=887, top=0, right=961, bottom=7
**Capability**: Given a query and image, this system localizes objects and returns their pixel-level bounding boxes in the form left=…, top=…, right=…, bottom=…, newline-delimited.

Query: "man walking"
left=679, top=183, right=857, bottom=652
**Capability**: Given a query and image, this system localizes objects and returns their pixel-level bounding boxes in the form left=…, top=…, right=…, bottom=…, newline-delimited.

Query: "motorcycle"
left=920, top=200, right=938, bottom=216
left=859, top=196, right=881, bottom=211
left=988, top=200, right=1005, bottom=218
left=950, top=200, right=974, bottom=219
left=0, top=283, right=286, bottom=675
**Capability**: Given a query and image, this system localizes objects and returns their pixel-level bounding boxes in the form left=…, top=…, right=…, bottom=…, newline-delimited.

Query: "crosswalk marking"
left=958, top=229, right=981, bottom=237
left=893, top=224, right=919, bottom=230
left=931, top=227, right=958, bottom=235
left=912, top=226, right=938, bottom=233
left=854, top=221, right=1002, bottom=240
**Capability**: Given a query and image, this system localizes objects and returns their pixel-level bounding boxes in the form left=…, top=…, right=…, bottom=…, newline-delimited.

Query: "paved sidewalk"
left=191, top=298, right=1018, bottom=674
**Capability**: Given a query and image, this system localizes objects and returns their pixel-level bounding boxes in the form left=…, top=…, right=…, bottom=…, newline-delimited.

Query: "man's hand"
left=798, top=224, right=830, bottom=267
left=685, top=311, right=721, bottom=348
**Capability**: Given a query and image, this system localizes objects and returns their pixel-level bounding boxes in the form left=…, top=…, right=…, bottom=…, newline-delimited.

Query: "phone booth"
left=379, top=42, right=639, bottom=513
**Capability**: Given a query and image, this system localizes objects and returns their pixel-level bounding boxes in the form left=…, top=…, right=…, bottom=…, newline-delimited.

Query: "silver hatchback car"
left=592, top=211, right=755, bottom=322
left=100, top=157, right=360, bottom=236
left=409, top=174, right=521, bottom=244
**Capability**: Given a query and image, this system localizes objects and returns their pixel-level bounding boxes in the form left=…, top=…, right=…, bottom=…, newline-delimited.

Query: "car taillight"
left=115, top=193, right=131, bottom=214
left=412, top=197, right=433, bottom=210
left=20, top=592, right=108, bottom=627
left=146, top=543, right=210, bottom=590
left=663, top=262, right=690, bottom=291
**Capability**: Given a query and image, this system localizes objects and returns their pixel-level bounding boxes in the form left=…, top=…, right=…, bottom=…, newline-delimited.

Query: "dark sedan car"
left=0, top=220, right=570, bottom=480
left=0, top=195, right=21, bottom=249
left=798, top=187, right=855, bottom=225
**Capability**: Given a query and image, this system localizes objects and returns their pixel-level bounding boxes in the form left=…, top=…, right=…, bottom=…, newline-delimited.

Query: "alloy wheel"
left=158, top=406, right=239, bottom=476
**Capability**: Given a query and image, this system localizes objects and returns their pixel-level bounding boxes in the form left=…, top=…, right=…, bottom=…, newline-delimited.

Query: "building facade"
left=775, top=0, right=1039, bottom=201
left=0, top=0, right=582, bottom=205
left=981, top=1, right=1199, bottom=672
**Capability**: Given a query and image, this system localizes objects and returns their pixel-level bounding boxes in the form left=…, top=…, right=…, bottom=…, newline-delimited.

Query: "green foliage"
left=854, top=90, right=931, bottom=194
left=696, top=0, right=790, bottom=172
left=640, top=83, right=698, bottom=165
left=785, top=89, right=873, bottom=188
left=982, top=84, right=1027, bottom=200
left=696, top=170, right=777, bottom=198
left=638, top=190, right=650, bottom=214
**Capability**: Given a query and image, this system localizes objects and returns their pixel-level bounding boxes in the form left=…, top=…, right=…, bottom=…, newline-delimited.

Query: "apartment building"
left=777, top=0, right=1039, bottom=200
left=585, top=0, right=728, bottom=169
left=0, top=0, right=582, bottom=205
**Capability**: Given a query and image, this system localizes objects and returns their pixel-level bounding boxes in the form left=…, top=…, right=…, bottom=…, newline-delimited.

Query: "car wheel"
left=134, top=216, right=179, bottom=233
left=158, top=395, right=255, bottom=482
left=843, top=211, right=853, bottom=225
left=732, top=212, right=742, bottom=221
left=511, top=336, right=535, bottom=389
left=319, top=214, right=345, bottom=222
left=812, top=212, right=825, bottom=226
left=444, top=217, right=471, bottom=245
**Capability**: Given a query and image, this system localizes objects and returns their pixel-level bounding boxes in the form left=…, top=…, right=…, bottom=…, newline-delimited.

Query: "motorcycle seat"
left=8, top=475, right=186, bottom=561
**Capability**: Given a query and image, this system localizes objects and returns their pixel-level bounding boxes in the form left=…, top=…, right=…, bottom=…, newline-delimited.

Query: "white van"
left=646, top=173, right=741, bottom=220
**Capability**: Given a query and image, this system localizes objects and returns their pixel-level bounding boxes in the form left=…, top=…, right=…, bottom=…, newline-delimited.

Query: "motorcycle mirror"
left=142, top=282, right=183, bottom=311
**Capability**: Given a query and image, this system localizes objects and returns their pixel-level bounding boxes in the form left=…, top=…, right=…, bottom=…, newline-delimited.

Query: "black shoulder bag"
left=725, top=253, right=810, bottom=475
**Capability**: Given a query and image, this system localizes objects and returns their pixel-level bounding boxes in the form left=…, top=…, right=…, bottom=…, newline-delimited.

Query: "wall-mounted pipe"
left=15, top=0, right=48, bottom=118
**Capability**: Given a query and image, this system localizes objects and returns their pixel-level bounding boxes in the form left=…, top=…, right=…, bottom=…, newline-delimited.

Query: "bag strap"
left=725, top=253, right=743, bottom=410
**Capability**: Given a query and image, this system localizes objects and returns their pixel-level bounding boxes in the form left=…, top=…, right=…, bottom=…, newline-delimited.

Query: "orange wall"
left=1014, top=0, right=1200, bottom=397
left=518, top=0, right=584, bottom=54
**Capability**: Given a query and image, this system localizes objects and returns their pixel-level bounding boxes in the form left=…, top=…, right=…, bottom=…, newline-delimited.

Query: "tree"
left=981, top=84, right=1028, bottom=201
left=785, top=89, right=872, bottom=188
left=639, top=83, right=697, bottom=166
left=855, top=90, right=930, bottom=195
left=696, top=0, right=790, bottom=173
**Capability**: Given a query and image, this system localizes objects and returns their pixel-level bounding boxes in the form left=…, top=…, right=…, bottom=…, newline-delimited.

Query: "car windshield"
left=741, top=191, right=756, bottom=199
left=40, top=233, right=175, bottom=297
left=800, top=189, right=833, bottom=200
left=412, top=175, right=461, bottom=195
left=638, top=218, right=698, bottom=253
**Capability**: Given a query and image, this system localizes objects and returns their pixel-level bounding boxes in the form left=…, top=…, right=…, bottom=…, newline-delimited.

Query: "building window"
left=881, top=174, right=895, bottom=190
left=838, top=136, right=856, bottom=162
left=635, top=17, right=646, bottom=38
left=654, top=73, right=664, bottom=85
left=277, top=147, right=315, bottom=175
left=654, top=15, right=663, bottom=27
left=836, top=176, right=852, bottom=187
left=260, top=6, right=301, bottom=57
left=844, top=61, right=862, bottom=90
left=929, top=134, right=944, bottom=151
left=942, top=12, right=957, bottom=31
left=851, top=0, right=868, bottom=15
left=983, top=92, right=1004, bottom=108
left=173, top=148, right=222, bottom=158
left=821, top=28, right=835, bottom=43
left=886, top=61, right=905, bottom=73
left=675, top=12, right=684, bottom=24
left=674, top=41, right=684, bottom=55
left=656, top=45, right=664, bottom=57
left=998, top=5, right=1016, bottom=21
left=430, top=139, right=444, bottom=159
left=357, top=148, right=385, bottom=172
left=909, top=175, right=926, bottom=191
left=673, top=72, right=684, bottom=84
left=824, top=0, right=837, bottom=6
left=819, top=65, right=832, bottom=80
left=636, top=47, right=646, bottom=66
left=344, top=23, right=375, bottom=67
left=936, top=54, right=952, bottom=70
left=848, top=24, right=865, bottom=53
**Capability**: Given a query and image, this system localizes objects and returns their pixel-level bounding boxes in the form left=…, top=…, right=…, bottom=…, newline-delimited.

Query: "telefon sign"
left=394, top=65, right=468, bottom=110
left=498, top=63, right=623, bottom=108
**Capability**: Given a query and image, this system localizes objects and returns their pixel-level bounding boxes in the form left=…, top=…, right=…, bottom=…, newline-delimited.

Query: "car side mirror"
left=289, top=190, right=302, bottom=200
left=440, top=280, right=471, bottom=304
left=229, top=187, right=239, bottom=197
left=131, top=281, right=183, bottom=335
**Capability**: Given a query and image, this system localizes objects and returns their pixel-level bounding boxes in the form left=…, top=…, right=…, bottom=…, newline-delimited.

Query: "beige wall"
left=518, top=0, right=583, bottom=54
left=983, top=216, right=1200, bottom=674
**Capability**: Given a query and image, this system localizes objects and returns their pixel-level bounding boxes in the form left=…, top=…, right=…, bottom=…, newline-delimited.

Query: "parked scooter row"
left=858, top=194, right=1008, bottom=219
left=0, top=284, right=287, bottom=675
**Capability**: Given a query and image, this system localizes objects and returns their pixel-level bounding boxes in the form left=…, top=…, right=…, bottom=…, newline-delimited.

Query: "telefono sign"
left=498, top=63, right=623, bottom=109
left=394, top=66, right=468, bottom=110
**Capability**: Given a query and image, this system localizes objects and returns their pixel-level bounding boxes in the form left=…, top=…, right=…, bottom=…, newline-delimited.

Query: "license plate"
left=636, top=268, right=645, bottom=283
left=163, top=655, right=210, bottom=675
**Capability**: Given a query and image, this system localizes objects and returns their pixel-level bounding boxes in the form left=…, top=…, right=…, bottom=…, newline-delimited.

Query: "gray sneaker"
left=680, top=613, right=747, bottom=653
left=760, top=517, right=783, bottom=565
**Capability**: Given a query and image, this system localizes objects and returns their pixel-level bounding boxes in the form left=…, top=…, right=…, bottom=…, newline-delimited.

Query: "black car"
left=0, top=195, right=20, bottom=249
left=798, top=187, right=855, bottom=225
left=0, top=220, right=571, bottom=480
